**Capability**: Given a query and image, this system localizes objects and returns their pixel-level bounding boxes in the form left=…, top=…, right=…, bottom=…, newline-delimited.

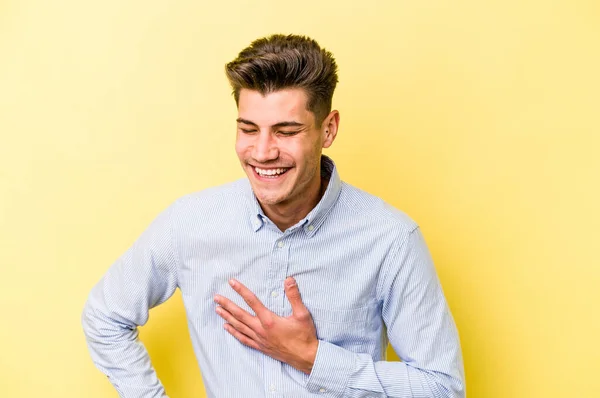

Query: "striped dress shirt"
left=82, top=156, right=465, bottom=397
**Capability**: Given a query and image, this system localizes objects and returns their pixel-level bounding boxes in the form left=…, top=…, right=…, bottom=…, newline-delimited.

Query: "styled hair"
left=225, top=34, right=338, bottom=127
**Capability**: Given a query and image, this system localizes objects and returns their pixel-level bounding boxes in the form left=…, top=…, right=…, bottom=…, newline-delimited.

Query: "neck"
left=262, top=176, right=328, bottom=232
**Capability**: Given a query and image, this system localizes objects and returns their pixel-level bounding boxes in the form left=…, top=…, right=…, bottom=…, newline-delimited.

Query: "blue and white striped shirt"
left=82, top=156, right=465, bottom=397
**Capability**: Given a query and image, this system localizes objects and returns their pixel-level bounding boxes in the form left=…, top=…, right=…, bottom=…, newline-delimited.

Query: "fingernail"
left=285, top=278, right=296, bottom=288
left=229, top=279, right=236, bottom=287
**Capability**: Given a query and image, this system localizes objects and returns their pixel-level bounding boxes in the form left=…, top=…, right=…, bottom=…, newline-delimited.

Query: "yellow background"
left=1, top=0, right=598, bottom=397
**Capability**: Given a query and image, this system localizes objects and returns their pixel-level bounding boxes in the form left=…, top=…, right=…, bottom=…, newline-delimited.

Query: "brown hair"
left=225, top=34, right=338, bottom=127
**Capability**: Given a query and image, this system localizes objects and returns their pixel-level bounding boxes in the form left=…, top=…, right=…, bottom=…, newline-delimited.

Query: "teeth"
left=255, top=167, right=287, bottom=176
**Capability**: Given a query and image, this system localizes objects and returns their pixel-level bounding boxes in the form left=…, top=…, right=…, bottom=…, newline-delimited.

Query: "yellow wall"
left=1, top=1, right=598, bottom=397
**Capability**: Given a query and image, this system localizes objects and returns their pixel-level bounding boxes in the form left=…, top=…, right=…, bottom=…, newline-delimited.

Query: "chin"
left=247, top=181, right=290, bottom=206
left=251, top=185, right=292, bottom=205
left=254, top=192, right=286, bottom=206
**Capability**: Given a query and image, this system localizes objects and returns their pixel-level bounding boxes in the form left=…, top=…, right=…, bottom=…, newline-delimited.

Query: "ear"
left=322, top=110, right=340, bottom=149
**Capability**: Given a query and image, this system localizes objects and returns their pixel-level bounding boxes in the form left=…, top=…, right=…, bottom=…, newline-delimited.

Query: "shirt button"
left=308, top=225, right=315, bottom=231
left=319, top=387, right=326, bottom=393
left=277, top=241, right=284, bottom=248
left=269, top=384, right=276, bottom=392
left=271, top=291, right=279, bottom=298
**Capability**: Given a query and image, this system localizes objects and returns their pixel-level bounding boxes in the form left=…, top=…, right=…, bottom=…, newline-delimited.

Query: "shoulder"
left=168, top=178, right=250, bottom=216
left=337, top=181, right=419, bottom=236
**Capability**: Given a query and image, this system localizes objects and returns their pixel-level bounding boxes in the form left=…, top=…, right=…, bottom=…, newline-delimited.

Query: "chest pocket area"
left=309, top=304, right=376, bottom=350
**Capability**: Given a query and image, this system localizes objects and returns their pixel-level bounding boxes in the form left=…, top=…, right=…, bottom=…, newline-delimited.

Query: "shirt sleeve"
left=81, top=201, right=180, bottom=398
left=305, top=227, right=465, bottom=398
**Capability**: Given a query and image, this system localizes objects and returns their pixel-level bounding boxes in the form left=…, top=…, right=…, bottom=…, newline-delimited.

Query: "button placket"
left=263, top=354, right=285, bottom=397
left=270, top=237, right=290, bottom=314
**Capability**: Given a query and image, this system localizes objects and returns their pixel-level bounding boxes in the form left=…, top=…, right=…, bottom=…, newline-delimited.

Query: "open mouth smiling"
left=253, top=166, right=291, bottom=178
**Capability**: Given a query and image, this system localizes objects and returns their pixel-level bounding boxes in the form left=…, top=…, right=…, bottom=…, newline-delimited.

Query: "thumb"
left=285, top=277, right=308, bottom=316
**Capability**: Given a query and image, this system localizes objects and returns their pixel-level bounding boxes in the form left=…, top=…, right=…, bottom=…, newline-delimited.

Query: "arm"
left=305, top=227, right=465, bottom=398
left=81, top=202, right=180, bottom=397
left=216, top=227, right=464, bottom=397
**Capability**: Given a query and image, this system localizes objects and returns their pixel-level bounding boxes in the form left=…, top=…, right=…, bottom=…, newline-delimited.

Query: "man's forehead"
left=237, top=88, right=313, bottom=126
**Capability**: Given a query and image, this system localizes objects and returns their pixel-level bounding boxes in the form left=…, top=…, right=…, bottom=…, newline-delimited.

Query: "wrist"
left=298, top=339, right=319, bottom=375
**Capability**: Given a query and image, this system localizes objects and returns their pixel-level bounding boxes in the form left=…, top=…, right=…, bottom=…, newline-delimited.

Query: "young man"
left=82, top=34, right=465, bottom=397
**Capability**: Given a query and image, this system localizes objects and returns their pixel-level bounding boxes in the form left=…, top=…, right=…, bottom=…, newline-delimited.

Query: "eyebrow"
left=236, top=118, right=305, bottom=129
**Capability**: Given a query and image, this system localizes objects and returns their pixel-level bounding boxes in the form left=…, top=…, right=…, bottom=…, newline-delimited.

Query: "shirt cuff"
left=305, top=340, right=356, bottom=397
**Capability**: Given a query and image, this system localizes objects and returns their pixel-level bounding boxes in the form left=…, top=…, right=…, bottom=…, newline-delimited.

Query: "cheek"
left=287, top=140, right=313, bottom=161
left=235, top=137, right=250, bottom=158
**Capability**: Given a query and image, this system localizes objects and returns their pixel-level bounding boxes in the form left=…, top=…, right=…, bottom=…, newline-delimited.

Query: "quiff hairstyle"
left=225, top=34, right=338, bottom=127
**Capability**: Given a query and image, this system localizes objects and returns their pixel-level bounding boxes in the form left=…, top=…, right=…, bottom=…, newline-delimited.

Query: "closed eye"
left=277, top=130, right=300, bottom=136
left=239, top=128, right=258, bottom=134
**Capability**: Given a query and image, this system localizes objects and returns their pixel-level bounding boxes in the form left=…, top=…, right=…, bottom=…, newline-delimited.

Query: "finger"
left=284, top=277, right=309, bottom=318
left=229, top=279, right=268, bottom=317
left=214, top=294, right=258, bottom=328
left=216, top=306, right=259, bottom=340
left=224, top=323, right=261, bottom=351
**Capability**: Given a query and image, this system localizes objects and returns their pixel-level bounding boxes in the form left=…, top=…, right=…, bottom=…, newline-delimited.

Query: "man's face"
left=235, top=88, right=336, bottom=210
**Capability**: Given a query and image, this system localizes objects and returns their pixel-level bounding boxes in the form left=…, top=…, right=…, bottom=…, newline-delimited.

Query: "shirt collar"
left=244, top=155, right=342, bottom=236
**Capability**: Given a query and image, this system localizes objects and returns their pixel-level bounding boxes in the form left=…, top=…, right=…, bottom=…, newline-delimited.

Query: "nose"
left=252, top=131, right=279, bottom=163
